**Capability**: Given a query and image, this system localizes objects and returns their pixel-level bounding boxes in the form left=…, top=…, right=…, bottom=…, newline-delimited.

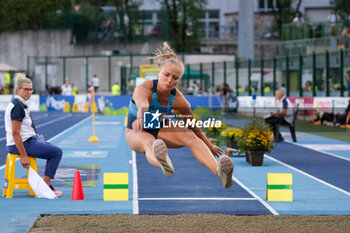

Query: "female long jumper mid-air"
left=125, top=42, right=233, bottom=188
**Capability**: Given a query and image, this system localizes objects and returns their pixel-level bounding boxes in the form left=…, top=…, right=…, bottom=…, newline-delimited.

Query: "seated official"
left=265, top=88, right=294, bottom=142
left=5, top=74, right=63, bottom=197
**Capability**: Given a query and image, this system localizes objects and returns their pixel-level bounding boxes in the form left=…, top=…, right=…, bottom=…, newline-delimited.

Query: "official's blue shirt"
left=276, top=96, right=294, bottom=124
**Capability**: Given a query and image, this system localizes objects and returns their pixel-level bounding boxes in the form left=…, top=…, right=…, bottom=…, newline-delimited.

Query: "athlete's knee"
left=177, top=130, right=198, bottom=145
left=143, top=137, right=156, bottom=148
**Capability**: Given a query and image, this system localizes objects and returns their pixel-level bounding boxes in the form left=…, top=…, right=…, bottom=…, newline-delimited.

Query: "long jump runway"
left=136, top=147, right=273, bottom=215
left=1, top=113, right=350, bottom=232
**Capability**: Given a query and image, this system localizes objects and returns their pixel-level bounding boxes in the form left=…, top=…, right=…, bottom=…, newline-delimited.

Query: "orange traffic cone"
left=70, top=170, right=85, bottom=200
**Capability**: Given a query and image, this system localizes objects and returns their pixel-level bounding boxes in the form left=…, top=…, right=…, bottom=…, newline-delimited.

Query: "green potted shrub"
left=205, top=122, right=228, bottom=144
left=237, top=121, right=274, bottom=166
left=221, top=127, right=243, bottom=149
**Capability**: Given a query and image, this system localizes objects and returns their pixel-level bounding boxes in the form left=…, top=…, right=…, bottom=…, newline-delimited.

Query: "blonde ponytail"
left=151, top=42, right=184, bottom=72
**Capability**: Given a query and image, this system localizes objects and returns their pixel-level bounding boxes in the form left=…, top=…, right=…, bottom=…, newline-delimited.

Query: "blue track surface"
left=137, top=147, right=272, bottom=215
left=0, top=112, right=90, bottom=166
left=1, top=112, right=350, bottom=233
left=269, top=142, right=350, bottom=192
left=0, top=114, right=133, bottom=232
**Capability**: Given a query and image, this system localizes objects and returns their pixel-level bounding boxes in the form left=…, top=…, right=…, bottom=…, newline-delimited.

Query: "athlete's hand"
left=132, top=109, right=144, bottom=132
left=132, top=117, right=143, bottom=132
left=20, top=155, right=30, bottom=169
left=210, top=144, right=224, bottom=157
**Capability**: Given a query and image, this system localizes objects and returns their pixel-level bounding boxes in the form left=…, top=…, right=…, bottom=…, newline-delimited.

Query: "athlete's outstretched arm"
left=173, top=90, right=223, bottom=157
left=132, top=80, right=153, bottom=132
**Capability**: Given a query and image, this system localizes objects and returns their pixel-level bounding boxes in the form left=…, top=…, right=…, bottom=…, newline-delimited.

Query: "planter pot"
left=227, top=139, right=238, bottom=149
left=245, top=151, right=265, bottom=166
left=244, top=151, right=250, bottom=164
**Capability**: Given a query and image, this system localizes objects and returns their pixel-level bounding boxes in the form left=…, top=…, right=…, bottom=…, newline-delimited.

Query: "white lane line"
left=302, top=144, right=350, bottom=151
left=0, top=114, right=76, bottom=142
left=36, top=114, right=72, bottom=128
left=287, top=141, right=350, bottom=162
left=265, top=154, right=350, bottom=197
left=47, top=115, right=91, bottom=142
left=32, top=113, right=49, bottom=120
left=0, top=113, right=48, bottom=129
left=232, top=176, right=279, bottom=215
left=139, top=197, right=257, bottom=201
left=132, top=150, right=139, bottom=214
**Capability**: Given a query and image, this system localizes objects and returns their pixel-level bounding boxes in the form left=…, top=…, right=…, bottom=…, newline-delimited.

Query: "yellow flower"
left=237, top=121, right=275, bottom=153
left=221, top=127, right=243, bottom=139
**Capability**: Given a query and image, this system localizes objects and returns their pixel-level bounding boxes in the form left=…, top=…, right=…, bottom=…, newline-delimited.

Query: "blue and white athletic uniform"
left=127, top=79, right=177, bottom=138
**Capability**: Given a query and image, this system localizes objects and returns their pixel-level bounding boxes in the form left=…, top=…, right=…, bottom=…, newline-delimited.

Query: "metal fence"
left=281, top=22, right=345, bottom=41
left=279, top=36, right=350, bottom=56
left=28, top=48, right=350, bottom=97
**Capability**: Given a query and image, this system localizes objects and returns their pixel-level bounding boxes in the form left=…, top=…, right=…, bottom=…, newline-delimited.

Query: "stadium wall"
left=0, top=30, right=236, bottom=73
left=0, top=30, right=159, bottom=71
left=1, top=95, right=348, bottom=119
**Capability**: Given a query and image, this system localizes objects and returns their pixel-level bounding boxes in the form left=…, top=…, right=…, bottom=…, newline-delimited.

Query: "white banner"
left=0, top=94, right=39, bottom=111
left=314, top=97, right=350, bottom=114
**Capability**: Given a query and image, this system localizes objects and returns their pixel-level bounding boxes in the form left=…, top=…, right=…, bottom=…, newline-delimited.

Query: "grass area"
left=294, top=119, right=350, bottom=143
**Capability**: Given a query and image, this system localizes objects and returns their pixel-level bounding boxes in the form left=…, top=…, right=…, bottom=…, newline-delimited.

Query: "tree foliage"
left=0, top=0, right=205, bottom=50
left=158, top=0, right=207, bottom=52
left=271, top=0, right=303, bottom=38
left=0, top=0, right=71, bottom=31
left=75, top=0, right=142, bottom=41
left=332, top=0, right=350, bottom=19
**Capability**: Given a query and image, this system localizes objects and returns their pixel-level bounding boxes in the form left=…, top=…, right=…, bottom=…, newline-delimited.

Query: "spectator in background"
left=237, top=85, right=244, bottom=94
left=46, top=85, right=61, bottom=95
left=345, top=14, right=350, bottom=27
left=46, top=85, right=53, bottom=95
left=303, top=81, right=312, bottom=92
left=126, top=79, right=133, bottom=95
left=214, top=21, right=219, bottom=37
left=292, top=12, right=304, bottom=24
left=91, top=74, right=100, bottom=92
left=292, top=12, right=304, bottom=39
left=71, top=83, right=79, bottom=96
left=332, top=79, right=340, bottom=91
left=341, top=24, right=350, bottom=48
left=4, top=72, right=11, bottom=94
left=219, top=83, right=233, bottom=113
left=61, top=81, right=72, bottom=96
left=192, top=80, right=201, bottom=95
left=112, top=82, right=121, bottom=96
left=149, top=24, right=160, bottom=38
left=342, top=110, right=350, bottom=128
left=327, top=9, right=340, bottom=36
left=320, top=100, right=350, bottom=126
left=346, top=70, right=350, bottom=97
left=264, top=84, right=271, bottom=94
